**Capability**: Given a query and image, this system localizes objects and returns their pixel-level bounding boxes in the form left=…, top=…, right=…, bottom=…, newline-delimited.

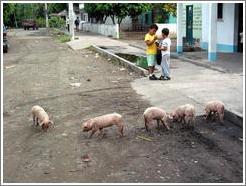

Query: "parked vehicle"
left=22, top=19, right=38, bottom=30
left=3, top=25, right=8, bottom=53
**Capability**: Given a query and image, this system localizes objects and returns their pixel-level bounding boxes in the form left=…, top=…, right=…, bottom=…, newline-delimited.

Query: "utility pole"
left=45, top=3, right=49, bottom=28
left=68, top=3, right=74, bottom=41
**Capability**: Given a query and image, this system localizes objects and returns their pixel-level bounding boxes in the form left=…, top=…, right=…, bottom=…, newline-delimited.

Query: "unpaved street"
left=3, top=29, right=243, bottom=183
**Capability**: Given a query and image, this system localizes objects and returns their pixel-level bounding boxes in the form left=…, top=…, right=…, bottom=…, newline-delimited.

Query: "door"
left=186, top=5, right=193, bottom=46
left=238, top=3, right=243, bottom=53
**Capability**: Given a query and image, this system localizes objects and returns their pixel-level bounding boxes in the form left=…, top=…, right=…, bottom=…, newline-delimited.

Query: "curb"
left=170, top=53, right=227, bottom=73
left=90, top=45, right=148, bottom=77
left=128, top=43, right=227, bottom=73
left=224, top=109, right=243, bottom=128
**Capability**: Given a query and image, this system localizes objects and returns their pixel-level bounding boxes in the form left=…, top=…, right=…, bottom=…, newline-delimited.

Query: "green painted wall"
left=182, top=3, right=202, bottom=39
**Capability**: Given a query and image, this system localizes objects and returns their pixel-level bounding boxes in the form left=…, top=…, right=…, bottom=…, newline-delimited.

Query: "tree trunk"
left=117, top=17, right=123, bottom=31
left=110, top=16, right=115, bottom=24
left=103, top=16, right=108, bottom=24
left=14, top=13, right=18, bottom=28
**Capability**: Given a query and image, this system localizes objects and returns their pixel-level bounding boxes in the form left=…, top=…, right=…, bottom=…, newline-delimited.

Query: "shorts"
left=147, top=54, right=157, bottom=67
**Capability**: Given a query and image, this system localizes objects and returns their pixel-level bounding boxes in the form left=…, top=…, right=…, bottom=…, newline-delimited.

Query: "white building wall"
left=217, top=3, right=235, bottom=45
left=104, top=16, right=132, bottom=30
left=201, top=3, right=236, bottom=52
left=201, top=4, right=209, bottom=44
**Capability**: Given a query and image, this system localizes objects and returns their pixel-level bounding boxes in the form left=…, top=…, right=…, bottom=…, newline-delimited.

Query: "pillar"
left=208, top=3, right=217, bottom=61
left=176, top=3, right=183, bottom=53
left=45, top=3, right=49, bottom=28
left=69, top=3, right=74, bottom=41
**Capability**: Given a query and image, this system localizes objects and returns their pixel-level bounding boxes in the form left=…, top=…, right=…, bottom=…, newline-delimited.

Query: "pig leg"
left=33, top=116, right=36, bottom=125
left=161, top=120, right=170, bottom=130
left=144, top=117, right=150, bottom=132
left=97, top=128, right=105, bottom=139
left=36, top=118, right=39, bottom=126
left=117, top=125, right=124, bottom=137
left=219, top=113, right=224, bottom=123
left=89, top=128, right=97, bottom=138
left=205, top=110, right=211, bottom=121
left=157, top=120, right=160, bottom=130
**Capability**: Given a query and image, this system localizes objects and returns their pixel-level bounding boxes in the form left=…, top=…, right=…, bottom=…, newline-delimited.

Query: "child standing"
left=158, top=28, right=171, bottom=80
left=144, top=24, right=159, bottom=80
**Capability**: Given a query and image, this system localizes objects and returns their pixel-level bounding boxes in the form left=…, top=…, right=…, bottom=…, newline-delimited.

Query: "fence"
left=81, top=23, right=119, bottom=39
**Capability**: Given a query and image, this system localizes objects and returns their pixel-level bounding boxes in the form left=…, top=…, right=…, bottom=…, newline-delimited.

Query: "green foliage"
left=3, top=3, right=67, bottom=27
left=56, top=34, right=71, bottom=43
left=128, top=3, right=153, bottom=18
left=152, top=3, right=177, bottom=23
left=48, top=16, right=65, bottom=28
left=36, top=17, right=46, bottom=27
left=163, top=3, right=177, bottom=17
left=50, top=28, right=71, bottom=43
left=48, top=3, right=67, bottom=14
left=84, top=3, right=152, bottom=26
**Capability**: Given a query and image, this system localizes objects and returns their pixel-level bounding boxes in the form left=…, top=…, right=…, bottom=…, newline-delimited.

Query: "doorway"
left=186, top=5, right=193, bottom=46
left=237, top=3, right=243, bottom=53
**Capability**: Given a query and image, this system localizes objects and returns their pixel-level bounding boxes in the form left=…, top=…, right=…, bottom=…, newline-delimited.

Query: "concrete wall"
left=82, top=23, right=119, bottom=39
left=201, top=3, right=237, bottom=52
left=105, top=16, right=132, bottom=31
left=155, top=23, right=177, bottom=36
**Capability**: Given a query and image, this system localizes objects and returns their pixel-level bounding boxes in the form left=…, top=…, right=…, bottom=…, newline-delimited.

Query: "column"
left=208, top=3, right=217, bottom=61
left=69, top=3, right=74, bottom=41
left=176, top=3, right=183, bottom=53
left=45, top=3, right=49, bottom=28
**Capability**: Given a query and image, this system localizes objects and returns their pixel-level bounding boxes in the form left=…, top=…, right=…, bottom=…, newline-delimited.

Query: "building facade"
left=177, top=3, right=243, bottom=61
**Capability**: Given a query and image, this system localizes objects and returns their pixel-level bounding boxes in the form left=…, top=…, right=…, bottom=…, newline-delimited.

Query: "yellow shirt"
left=144, top=33, right=157, bottom=55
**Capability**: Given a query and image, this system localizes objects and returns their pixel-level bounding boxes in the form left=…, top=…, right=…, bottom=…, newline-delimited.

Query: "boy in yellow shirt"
left=144, top=24, right=159, bottom=80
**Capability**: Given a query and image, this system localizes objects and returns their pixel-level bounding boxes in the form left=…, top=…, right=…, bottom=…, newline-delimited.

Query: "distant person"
left=158, top=28, right=171, bottom=80
left=75, top=17, right=80, bottom=32
left=144, top=24, right=159, bottom=80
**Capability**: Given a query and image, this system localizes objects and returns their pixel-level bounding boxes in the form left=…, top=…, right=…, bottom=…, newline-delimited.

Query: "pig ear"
left=49, top=121, right=54, bottom=126
left=40, top=121, right=44, bottom=126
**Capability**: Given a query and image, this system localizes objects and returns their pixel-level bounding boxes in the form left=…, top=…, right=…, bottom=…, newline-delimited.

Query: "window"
left=217, top=3, right=223, bottom=19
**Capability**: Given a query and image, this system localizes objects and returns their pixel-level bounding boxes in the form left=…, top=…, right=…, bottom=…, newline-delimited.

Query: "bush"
left=36, top=17, right=46, bottom=28
left=49, top=16, right=65, bottom=28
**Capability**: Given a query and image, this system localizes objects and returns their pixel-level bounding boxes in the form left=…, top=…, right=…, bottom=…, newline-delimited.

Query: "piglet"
left=81, top=113, right=124, bottom=138
left=204, top=100, right=225, bottom=123
left=31, top=105, right=53, bottom=131
left=172, top=104, right=196, bottom=127
left=143, top=107, right=171, bottom=131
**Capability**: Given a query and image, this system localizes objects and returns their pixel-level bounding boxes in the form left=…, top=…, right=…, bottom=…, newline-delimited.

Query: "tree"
left=84, top=3, right=152, bottom=28
left=47, top=3, right=67, bottom=14
left=152, top=3, right=177, bottom=23
left=163, top=3, right=177, bottom=17
left=3, top=3, right=67, bottom=27
left=128, top=3, right=153, bottom=18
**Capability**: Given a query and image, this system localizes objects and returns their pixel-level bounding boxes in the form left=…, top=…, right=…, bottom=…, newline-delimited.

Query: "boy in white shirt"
left=158, top=28, right=171, bottom=80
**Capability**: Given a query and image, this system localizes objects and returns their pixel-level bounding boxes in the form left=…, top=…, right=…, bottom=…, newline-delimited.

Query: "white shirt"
left=160, top=38, right=171, bottom=56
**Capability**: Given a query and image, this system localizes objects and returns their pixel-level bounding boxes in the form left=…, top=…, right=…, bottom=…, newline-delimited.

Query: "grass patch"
left=56, top=34, right=71, bottom=43
left=49, top=28, right=71, bottom=43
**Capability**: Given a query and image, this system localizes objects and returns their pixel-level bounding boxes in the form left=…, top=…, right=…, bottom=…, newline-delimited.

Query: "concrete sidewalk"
left=66, top=32, right=243, bottom=117
left=66, top=31, right=145, bottom=55
left=131, top=58, right=243, bottom=116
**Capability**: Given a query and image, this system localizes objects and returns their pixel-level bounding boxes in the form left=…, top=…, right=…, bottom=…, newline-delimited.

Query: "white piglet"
left=143, top=107, right=172, bottom=131
left=172, top=104, right=196, bottom=127
left=31, top=105, right=53, bottom=131
left=204, top=100, right=225, bottom=123
left=82, top=113, right=124, bottom=138
left=183, top=104, right=196, bottom=126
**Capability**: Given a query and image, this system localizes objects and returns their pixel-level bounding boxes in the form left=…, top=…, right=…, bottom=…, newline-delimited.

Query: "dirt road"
left=3, top=29, right=243, bottom=183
